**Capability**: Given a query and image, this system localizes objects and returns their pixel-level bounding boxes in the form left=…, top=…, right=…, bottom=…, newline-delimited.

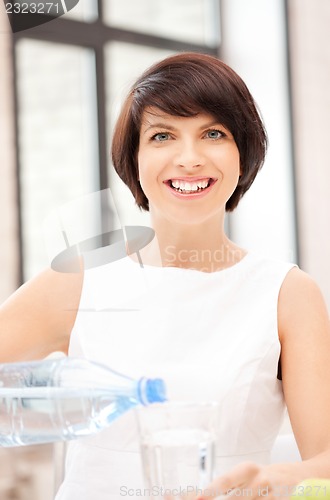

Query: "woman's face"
left=138, top=107, right=241, bottom=225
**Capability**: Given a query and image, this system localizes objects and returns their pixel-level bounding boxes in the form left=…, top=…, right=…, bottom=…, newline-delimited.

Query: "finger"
left=196, top=462, right=261, bottom=499
left=249, top=473, right=274, bottom=500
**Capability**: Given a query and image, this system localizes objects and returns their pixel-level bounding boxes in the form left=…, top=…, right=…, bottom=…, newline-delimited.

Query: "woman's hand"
left=195, top=461, right=304, bottom=500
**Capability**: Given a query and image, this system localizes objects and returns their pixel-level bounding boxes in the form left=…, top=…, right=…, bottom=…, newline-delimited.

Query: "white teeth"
left=172, top=180, right=181, bottom=189
left=198, top=180, right=209, bottom=189
left=170, top=179, right=210, bottom=192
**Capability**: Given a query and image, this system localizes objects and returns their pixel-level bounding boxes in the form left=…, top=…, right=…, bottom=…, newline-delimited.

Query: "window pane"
left=103, top=0, right=220, bottom=47
left=63, top=0, right=98, bottom=22
left=105, top=43, right=175, bottom=226
left=16, top=40, right=99, bottom=280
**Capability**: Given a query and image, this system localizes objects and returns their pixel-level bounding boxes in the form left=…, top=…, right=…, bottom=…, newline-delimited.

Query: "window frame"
left=11, top=0, right=221, bottom=281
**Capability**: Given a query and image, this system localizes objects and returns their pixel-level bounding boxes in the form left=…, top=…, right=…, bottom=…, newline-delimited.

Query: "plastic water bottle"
left=0, top=357, right=166, bottom=447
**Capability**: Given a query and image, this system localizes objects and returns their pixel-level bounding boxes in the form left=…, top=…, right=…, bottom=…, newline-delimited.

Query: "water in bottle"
left=0, top=357, right=166, bottom=447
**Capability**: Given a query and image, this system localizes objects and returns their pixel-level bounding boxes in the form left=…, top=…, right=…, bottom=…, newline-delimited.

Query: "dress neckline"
left=125, top=250, right=252, bottom=276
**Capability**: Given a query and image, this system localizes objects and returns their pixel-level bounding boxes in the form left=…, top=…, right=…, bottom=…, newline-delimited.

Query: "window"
left=12, top=0, right=221, bottom=280
left=16, top=40, right=98, bottom=277
left=103, top=0, right=220, bottom=46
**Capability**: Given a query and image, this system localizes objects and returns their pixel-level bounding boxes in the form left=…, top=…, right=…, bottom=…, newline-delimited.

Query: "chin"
left=164, top=208, right=221, bottom=227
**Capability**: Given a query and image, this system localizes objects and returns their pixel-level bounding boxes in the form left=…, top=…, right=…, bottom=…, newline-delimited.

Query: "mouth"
left=164, top=177, right=217, bottom=194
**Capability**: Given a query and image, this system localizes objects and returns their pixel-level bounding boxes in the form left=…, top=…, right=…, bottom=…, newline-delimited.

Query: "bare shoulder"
left=278, top=266, right=329, bottom=343
left=0, top=266, right=84, bottom=361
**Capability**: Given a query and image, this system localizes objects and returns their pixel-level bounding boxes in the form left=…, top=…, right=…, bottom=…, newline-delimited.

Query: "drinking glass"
left=135, top=401, right=219, bottom=499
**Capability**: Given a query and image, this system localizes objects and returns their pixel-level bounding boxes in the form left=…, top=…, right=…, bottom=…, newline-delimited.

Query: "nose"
left=173, top=139, right=205, bottom=170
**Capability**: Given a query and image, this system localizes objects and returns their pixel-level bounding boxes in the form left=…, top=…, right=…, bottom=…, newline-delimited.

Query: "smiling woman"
left=137, top=110, right=240, bottom=230
left=111, top=52, right=267, bottom=213
left=1, top=51, right=330, bottom=500
left=64, top=52, right=330, bottom=498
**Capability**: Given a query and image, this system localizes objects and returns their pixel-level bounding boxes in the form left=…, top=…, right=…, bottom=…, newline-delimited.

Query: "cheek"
left=224, top=148, right=240, bottom=176
left=137, top=153, right=146, bottom=184
left=137, top=149, right=163, bottom=185
left=212, top=148, right=240, bottom=175
left=137, top=154, right=154, bottom=197
left=137, top=149, right=150, bottom=174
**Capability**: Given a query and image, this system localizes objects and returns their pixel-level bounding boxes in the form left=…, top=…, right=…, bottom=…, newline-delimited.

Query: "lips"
left=164, top=177, right=216, bottom=194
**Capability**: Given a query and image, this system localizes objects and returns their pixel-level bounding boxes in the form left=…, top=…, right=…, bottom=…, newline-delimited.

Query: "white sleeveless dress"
left=55, top=252, right=296, bottom=500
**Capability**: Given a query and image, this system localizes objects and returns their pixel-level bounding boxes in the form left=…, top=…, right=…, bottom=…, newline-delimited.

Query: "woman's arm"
left=0, top=267, right=84, bottom=362
left=278, top=267, right=330, bottom=470
left=196, top=268, right=330, bottom=499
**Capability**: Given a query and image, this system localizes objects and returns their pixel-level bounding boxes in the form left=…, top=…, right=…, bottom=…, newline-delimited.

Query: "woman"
left=1, top=52, right=330, bottom=499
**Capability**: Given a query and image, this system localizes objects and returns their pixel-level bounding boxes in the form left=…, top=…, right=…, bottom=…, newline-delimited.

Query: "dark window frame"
left=11, top=0, right=221, bottom=281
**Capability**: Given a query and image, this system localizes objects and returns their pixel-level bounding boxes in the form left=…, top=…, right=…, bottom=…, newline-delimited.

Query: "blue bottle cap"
left=145, top=378, right=167, bottom=404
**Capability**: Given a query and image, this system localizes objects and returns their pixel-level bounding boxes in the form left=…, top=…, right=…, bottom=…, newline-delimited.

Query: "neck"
left=136, top=214, right=246, bottom=272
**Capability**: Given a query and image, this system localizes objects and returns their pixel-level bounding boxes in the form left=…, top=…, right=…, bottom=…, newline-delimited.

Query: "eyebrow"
left=142, top=120, right=225, bottom=135
left=142, top=122, right=176, bottom=134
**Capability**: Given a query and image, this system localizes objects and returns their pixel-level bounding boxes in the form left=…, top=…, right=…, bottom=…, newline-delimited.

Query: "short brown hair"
left=111, top=52, right=267, bottom=212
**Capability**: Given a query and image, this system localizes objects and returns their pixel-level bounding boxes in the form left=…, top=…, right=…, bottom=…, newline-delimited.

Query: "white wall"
left=288, top=0, right=330, bottom=309
left=221, top=0, right=297, bottom=263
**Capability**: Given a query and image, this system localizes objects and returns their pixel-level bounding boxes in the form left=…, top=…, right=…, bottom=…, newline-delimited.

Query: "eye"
left=205, top=129, right=224, bottom=140
left=151, top=132, right=171, bottom=142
